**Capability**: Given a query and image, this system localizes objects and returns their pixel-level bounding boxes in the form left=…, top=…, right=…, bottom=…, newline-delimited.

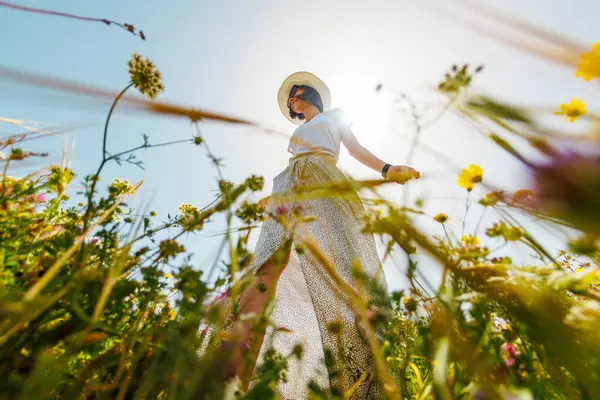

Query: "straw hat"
left=277, top=71, right=331, bottom=125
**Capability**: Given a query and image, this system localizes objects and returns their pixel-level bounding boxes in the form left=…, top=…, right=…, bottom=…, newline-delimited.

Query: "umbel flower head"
left=554, top=98, right=586, bottom=123
left=128, top=53, right=165, bottom=99
left=575, top=43, right=600, bottom=81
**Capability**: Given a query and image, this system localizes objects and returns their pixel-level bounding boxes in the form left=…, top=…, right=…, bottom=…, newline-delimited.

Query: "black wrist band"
left=381, top=163, right=392, bottom=178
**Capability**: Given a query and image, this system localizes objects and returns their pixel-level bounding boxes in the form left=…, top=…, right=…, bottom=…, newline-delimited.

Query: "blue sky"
left=1, top=0, right=598, bottom=291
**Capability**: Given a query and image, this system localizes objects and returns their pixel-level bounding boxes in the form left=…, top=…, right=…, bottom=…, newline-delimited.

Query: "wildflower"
left=433, top=213, right=448, bottom=223
left=461, top=235, right=479, bottom=247
left=177, top=205, right=206, bottom=232
left=457, top=164, right=483, bottom=191
left=218, top=180, right=234, bottom=195
left=164, top=273, right=172, bottom=279
left=108, top=178, right=135, bottom=197
left=168, top=308, right=177, bottom=320
left=128, top=53, right=164, bottom=99
left=9, top=148, right=25, bottom=160
left=159, top=239, right=185, bottom=260
left=274, top=205, right=290, bottom=217
left=235, top=201, right=264, bottom=224
left=503, top=227, right=523, bottom=241
left=292, top=203, right=304, bottom=216
left=575, top=43, right=600, bottom=81
left=486, top=222, right=505, bottom=238
left=245, top=175, right=264, bottom=192
left=553, top=98, right=586, bottom=123
left=437, top=64, right=483, bottom=93
left=500, top=342, right=519, bottom=368
left=479, top=192, right=500, bottom=207
left=178, top=203, right=199, bottom=215
left=402, top=296, right=418, bottom=312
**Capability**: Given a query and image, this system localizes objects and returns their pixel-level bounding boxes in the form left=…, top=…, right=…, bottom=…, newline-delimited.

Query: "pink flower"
left=500, top=342, right=519, bottom=367
left=501, top=342, right=518, bottom=356
left=35, top=193, right=45, bottom=202
left=274, top=205, right=290, bottom=216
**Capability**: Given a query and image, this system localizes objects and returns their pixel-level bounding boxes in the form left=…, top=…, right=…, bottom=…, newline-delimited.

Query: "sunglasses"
left=288, top=91, right=311, bottom=106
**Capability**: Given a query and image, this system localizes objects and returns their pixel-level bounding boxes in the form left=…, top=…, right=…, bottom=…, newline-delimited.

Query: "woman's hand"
left=385, top=165, right=420, bottom=184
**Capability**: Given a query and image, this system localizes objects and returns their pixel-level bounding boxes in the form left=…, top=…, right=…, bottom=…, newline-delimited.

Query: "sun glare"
left=328, top=71, right=393, bottom=152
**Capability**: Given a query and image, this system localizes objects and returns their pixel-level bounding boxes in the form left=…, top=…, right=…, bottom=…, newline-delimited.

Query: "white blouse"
left=287, top=107, right=356, bottom=161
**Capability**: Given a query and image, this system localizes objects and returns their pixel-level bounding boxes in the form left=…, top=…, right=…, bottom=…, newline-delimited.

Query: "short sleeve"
left=329, top=107, right=354, bottom=139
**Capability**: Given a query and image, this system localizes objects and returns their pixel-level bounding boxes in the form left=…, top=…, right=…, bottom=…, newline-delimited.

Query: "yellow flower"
left=164, top=273, right=172, bottom=279
left=457, top=165, right=483, bottom=191
left=575, top=43, right=600, bottom=81
left=503, top=227, right=523, bottom=241
left=461, top=235, right=479, bottom=246
left=168, top=309, right=177, bottom=320
left=553, top=98, right=586, bottom=123
left=433, top=213, right=448, bottom=223
left=479, top=192, right=501, bottom=207
left=178, top=203, right=199, bottom=215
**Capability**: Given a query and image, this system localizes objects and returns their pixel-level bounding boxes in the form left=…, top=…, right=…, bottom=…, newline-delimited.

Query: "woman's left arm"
left=342, top=132, right=386, bottom=173
left=342, top=130, right=420, bottom=183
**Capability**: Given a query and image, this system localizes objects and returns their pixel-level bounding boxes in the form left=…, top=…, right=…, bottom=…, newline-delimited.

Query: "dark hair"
left=287, top=85, right=324, bottom=122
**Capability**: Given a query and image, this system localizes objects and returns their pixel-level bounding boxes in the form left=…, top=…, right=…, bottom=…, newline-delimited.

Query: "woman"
left=216, top=71, right=419, bottom=399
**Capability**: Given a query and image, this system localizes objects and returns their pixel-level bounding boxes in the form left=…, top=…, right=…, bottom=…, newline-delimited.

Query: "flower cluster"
left=437, top=64, right=484, bottom=94
left=108, top=178, right=135, bottom=197
left=128, top=53, right=165, bottom=99
left=235, top=200, right=265, bottom=224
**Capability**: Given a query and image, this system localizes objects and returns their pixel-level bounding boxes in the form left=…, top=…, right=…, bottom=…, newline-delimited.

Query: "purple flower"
left=531, top=151, right=600, bottom=233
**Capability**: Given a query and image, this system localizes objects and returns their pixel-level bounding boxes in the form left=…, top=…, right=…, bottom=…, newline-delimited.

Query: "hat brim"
left=277, top=71, right=331, bottom=126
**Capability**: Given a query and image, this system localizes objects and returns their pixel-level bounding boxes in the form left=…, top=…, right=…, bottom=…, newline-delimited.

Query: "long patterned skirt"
left=244, top=152, right=395, bottom=399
